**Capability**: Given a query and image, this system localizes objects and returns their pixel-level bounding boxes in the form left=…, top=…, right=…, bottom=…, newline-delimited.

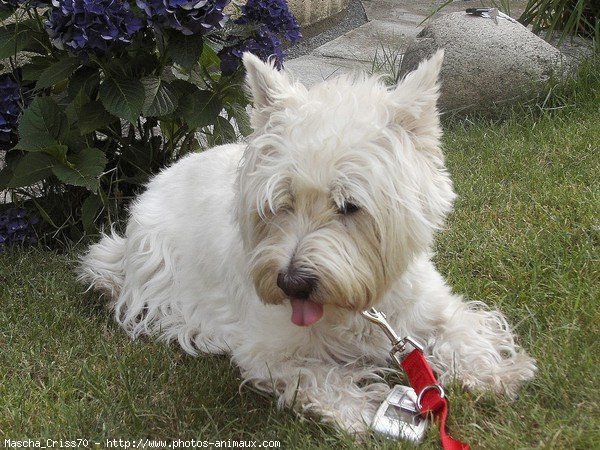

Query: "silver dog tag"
left=371, top=385, right=428, bottom=442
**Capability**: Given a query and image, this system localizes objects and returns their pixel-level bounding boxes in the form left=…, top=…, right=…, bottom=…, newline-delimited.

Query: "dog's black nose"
left=277, top=271, right=315, bottom=299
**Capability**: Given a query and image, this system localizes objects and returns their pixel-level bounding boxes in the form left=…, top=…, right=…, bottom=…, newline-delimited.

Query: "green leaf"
left=119, top=52, right=161, bottom=78
left=81, top=194, right=103, bottom=234
left=141, top=77, right=179, bottom=117
left=227, top=103, right=253, bottom=137
left=66, top=89, right=90, bottom=126
left=141, top=76, right=160, bottom=108
left=16, top=96, right=69, bottom=151
left=8, top=152, right=54, bottom=188
left=170, top=80, right=196, bottom=99
left=99, top=77, right=145, bottom=123
left=179, top=89, right=222, bottom=128
left=43, top=144, right=69, bottom=165
left=21, top=57, right=54, bottom=82
left=68, top=66, right=100, bottom=100
left=0, top=21, right=35, bottom=59
left=0, top=21, right=47, bottom=58
left=0, top=167, right=13, bottom=189
left=78, top=101, right=118, bottom=134
left=51, top=147, right=107, bottom=192
left=3, top=148, right=23, bottom=170
left=0, top=10, right=14, bottom=22
left=209, top=116, right=237, bottom=146
left=158, top=118, right=180, bottom=142
left=200, top=43, right=221, bottom=72
left=63, top=129, right=87, bottom=152
left=30, top=198, right=58, bottom=228
left=36, top=57, right=81, bottom=90
left=168, top=32, right=204, bottom=69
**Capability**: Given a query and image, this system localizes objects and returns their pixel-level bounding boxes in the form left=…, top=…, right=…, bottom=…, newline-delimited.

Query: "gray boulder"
left=399, top=12, right=570, bottom=115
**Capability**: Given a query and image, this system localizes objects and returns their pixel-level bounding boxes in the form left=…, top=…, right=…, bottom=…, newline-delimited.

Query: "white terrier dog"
left=79, top=51, right=536, bottom=434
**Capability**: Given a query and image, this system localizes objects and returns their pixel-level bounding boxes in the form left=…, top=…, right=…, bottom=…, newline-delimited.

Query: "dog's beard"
left=247, top=210, right=390, bottom=324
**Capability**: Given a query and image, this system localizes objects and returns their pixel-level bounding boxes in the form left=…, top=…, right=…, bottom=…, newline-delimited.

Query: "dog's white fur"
left=79, top=51, right=536, bottom=434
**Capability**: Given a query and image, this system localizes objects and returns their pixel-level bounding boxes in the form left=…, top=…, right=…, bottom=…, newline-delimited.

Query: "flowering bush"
left=47, top=0, right=143, bottom=56
left=137, top=0, right=229, bottom=35
left=0, top=207, right=39, bottom=251
left=0, top=0, right=301, bottom=243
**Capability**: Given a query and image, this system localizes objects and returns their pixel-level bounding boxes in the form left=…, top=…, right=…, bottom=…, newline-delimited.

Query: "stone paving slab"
left=361, top=1, right=426, bottom=24
left=314, top=20, right=422, bottom=63
left=284, top=55, right=367, bottom=86
left=362, top=0, right=527, bottom=19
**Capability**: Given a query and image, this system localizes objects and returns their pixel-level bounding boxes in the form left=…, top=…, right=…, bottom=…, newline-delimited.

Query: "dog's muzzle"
left=276, top=271, right=315, bottom=299
left=277, top=271, right=323, bottom=327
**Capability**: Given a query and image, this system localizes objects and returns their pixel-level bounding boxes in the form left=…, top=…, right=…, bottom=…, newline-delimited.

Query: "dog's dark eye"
left=338, top=202, right=360, bottom=215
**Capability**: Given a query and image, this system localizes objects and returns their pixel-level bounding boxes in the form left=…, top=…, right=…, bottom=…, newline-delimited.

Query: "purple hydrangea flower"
left=9, top=207, right=27, bottom=219
left=7, top=218, right=27, bottom=234
left=9, top=207, right=36, bottom=222
left=137, top=0, right=230, bottom=36
left=0, top=73, right=26, bottom=149
left=0, top=207, right=39, bottom=251
left=46, top=0, right=144, bottom=56
left=219, top=0, right=300, bottom=74
left=237, top=0, right=301, bottom=43
left=219, top=26, right=283, bottom=74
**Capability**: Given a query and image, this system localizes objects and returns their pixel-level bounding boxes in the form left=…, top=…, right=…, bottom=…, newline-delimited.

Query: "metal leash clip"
left=361, top=308, right=423, bottom=368
left=362, top=308, right=428, bottom=442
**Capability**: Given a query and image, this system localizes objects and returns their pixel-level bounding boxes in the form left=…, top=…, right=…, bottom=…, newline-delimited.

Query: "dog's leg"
left=395, top=259, right=536, bottom=397
left=425, top=298, right=536, bottom=397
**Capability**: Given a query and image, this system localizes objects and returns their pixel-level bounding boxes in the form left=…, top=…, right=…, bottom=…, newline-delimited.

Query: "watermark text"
left=4, top=438, right=281, bottom=449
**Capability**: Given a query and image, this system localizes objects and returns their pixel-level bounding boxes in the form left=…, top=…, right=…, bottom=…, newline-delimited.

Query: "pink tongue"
left=290, top=298, right=324, bottom=326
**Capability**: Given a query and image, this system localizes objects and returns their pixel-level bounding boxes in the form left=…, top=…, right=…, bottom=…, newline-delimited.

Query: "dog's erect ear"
left=391, top=49, right=444, bottom=137
left=243, top=53, right=291, bottom=112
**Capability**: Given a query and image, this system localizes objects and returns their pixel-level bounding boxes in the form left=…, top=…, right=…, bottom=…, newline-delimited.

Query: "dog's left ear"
left=391, top=49, right=444, bottom=137
left=243, top=53, right=292, bottom=120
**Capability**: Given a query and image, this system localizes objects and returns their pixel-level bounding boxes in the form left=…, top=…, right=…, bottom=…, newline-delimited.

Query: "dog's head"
left=237, top=51, right=455, bottom=326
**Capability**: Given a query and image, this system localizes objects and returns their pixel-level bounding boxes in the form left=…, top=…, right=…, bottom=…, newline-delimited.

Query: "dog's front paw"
left=498, top=351, right=537, bottom=397
left=429, top=302, right=537, bottom=397
left=448, top=350, right=537, bottom=398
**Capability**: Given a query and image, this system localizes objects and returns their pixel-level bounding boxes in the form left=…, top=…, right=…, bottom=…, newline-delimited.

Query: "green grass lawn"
left=1, top=65, right=598, bottom=449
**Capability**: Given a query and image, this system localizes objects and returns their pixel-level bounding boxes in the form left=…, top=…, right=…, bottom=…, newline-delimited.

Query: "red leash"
left=362, top=308, right=470, bottom=450
left=401, top=349, right=470, bottom=450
